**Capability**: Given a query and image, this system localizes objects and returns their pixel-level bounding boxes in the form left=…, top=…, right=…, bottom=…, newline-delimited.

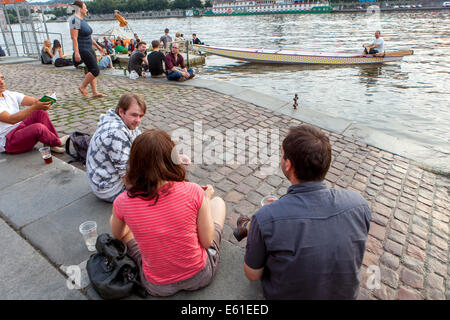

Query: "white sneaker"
left=51, top=146, right=65, bottom=154
left=59, top=135, right=70, bottom=147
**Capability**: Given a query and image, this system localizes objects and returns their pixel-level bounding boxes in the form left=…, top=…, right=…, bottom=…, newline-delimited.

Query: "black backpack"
left=86, top=234, right=146, bottom=300
left=65, top=131, right=91, bottom=165
left=54, top=58, right=73, bottom=67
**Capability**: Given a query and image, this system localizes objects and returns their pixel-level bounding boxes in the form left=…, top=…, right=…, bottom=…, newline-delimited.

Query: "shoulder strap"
left=65, top=135, right=81, bottom=163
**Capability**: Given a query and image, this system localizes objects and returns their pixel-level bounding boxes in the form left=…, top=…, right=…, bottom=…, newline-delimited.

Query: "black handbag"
left=86, top=233, right=146, bottom=300
left=54, top=58, right=73, bottom=67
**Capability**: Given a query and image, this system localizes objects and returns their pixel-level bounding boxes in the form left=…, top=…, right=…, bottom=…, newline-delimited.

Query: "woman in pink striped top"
left=110, top=129, right=226, bottom=297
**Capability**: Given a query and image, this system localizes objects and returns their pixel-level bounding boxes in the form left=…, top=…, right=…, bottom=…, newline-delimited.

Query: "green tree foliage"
left=149, top=0, right=170, bottom=11
left=85, top=0, right=205, bottom=14
left=170, top=0, right=190, bottom=9
left=7, top=13, right=18, bottom=24
left=52, top=7, right=69, bottom=17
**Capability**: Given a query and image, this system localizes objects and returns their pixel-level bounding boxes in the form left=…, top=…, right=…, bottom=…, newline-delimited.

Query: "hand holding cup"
left=202, top=184, right=214, bottom=200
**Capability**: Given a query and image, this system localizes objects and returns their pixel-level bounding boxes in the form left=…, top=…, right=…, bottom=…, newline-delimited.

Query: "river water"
left=24, top=11, right=450, bottom=169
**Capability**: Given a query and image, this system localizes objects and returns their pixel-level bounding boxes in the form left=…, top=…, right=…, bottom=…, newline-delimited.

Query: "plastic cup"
left=79, top=221, right=98, bottom=252
left=39, top=146, right=52, bottom=164
left=261, top=195, right=278, bottom=207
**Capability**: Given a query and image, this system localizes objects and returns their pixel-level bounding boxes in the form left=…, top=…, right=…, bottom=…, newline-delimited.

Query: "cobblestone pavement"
left=2, top=63, right=449, bottom=300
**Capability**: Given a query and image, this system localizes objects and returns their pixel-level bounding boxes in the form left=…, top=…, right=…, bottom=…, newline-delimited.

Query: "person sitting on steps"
left=86, top=93, right=146, bottom=203
left=41, top=40, right=53, bottom=65
left=0, top=71, right=68, bottom=155
left=128, top=41, right=149, bottom=77
left=146, top=40, right=166, bottom=78
left=165, top=43, right=195, bottom=82
left=235, top=124, right=371, bottom=299
left=110, top=129, right=226, bottom=297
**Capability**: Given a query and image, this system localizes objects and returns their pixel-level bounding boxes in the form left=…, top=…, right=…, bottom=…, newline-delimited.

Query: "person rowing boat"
left=362, top=30, right=384, bottom=55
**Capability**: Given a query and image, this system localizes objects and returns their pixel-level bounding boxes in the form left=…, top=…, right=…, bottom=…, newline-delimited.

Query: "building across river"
left=203, top=0, right=333, bottom=16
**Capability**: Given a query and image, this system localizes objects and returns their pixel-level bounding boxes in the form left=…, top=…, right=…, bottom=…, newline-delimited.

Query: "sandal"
left=78, top=87, right=89, bottom=97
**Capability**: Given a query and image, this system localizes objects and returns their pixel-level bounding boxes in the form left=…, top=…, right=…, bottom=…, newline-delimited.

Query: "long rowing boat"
left=192, top=44, right=414, bottom=65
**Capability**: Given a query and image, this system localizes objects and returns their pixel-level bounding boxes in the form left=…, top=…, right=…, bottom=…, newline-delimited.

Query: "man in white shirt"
left=0, top=72, right=67, bottom=154
left=362, top=30, right=384, bottom=55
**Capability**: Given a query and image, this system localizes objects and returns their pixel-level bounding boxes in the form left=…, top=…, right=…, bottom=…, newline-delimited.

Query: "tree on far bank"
left=83, top=0, right=206, bottom=14
left=170, top=0, right=189, bottom=10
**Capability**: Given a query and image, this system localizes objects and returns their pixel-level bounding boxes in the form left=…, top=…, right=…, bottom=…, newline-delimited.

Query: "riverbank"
left=0, top=61, right=448, bottom=300
left=50, top=6, right=450, bottom=22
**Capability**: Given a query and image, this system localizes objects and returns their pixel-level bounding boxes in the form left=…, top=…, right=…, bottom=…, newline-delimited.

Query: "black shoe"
left=233, top=215, right=250, bottom=242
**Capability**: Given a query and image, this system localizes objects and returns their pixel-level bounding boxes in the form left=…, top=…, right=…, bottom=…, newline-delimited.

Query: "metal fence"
left=0, top=2, right=63, bottom=58
left=0, top=30, right=64, bottom=57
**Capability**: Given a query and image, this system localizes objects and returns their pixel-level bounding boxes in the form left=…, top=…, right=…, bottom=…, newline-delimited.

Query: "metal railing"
left=0, top=30, right=64, bottom=58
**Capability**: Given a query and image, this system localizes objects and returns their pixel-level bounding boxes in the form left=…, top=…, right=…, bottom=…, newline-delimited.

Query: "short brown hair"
left=137, top=41, right=147, bottom=48
left=72, top=0, right=84, bottom=8
left=282, top=124, right=331, bottom=182
left=151, top=40, right=160, bottom=49
left=125, top=129, right=186, bottom=204
left=115, top=93, right=147, bottom=115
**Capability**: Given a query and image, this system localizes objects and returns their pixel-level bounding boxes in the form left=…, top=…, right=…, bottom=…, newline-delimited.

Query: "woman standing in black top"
left=70, top=0, right=106, bottom=98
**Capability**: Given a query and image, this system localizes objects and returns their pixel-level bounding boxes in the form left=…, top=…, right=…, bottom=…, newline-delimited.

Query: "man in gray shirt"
left=239, top=124, right=371, bottom=299
left=159, top=28, right=173, bottom=50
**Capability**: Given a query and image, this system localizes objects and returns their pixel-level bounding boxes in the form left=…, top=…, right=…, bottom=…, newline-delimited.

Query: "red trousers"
left=5, top=110, right=61, bottom=154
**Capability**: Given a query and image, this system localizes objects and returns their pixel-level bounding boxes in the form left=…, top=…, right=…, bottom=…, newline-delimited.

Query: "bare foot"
left=93, top=93, right=107, bottom=98
left=78, top=87, right=89, bottom=97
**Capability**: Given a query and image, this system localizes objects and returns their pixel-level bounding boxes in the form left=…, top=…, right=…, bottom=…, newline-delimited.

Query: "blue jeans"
left=167, top=68, right=194, bottom=81
left=364, top=48, right=379, bottom=54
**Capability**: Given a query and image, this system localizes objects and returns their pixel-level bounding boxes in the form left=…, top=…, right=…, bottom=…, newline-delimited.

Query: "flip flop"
left=78, top=87, right=89, bottom=97
left=93, top=93, right=107, bottom=98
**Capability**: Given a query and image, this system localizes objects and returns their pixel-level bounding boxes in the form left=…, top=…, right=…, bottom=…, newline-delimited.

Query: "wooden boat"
left=192, top=44, right=413, bottom=65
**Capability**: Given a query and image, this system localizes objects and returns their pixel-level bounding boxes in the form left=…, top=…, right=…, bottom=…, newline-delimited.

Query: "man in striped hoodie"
left=86, top=93, right=146, bottom=202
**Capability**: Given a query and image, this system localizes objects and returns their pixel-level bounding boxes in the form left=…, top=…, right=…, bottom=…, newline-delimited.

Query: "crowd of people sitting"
left=1, top=63, right=371, bottom=299
left=83, top=92, right=370, bottom=299
left=126, top=28, right=198, bottom=81
left=41, top=28, right=201, bottom=83
left=41, top=39, right=74, bottom=67
left=18, top=23, right=372, bottom=300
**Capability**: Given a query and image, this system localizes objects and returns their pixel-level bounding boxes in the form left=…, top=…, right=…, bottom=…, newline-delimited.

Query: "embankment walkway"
left=0, top=62, right=448, bottom=300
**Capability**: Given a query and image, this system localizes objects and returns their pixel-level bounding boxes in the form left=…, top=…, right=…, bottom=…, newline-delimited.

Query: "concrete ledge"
left=277, top=104, right=352, bottom=135
left=342, top=124, right=450, bottom=175
left=0, top=56, right=38, bottom=65
left=0, top=151, right=92, bottom=229
left=179, top=78, right=248, bottom=97
left=21, top=193, right=112, bottom=266
left=61, top=240, right=264, bottom=300
left=0, top=150, right=63, bottom=190
left=234, top=89, right=289, bottom=112
left=0, top=219, right=86, bottom=300
left=0, top=151, right=263, bottom=300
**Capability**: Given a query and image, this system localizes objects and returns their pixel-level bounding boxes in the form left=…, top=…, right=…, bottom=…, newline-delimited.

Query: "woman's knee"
left=90, top=67, right=100, bottom=77
left=210, top=196, right=226, bottom=215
